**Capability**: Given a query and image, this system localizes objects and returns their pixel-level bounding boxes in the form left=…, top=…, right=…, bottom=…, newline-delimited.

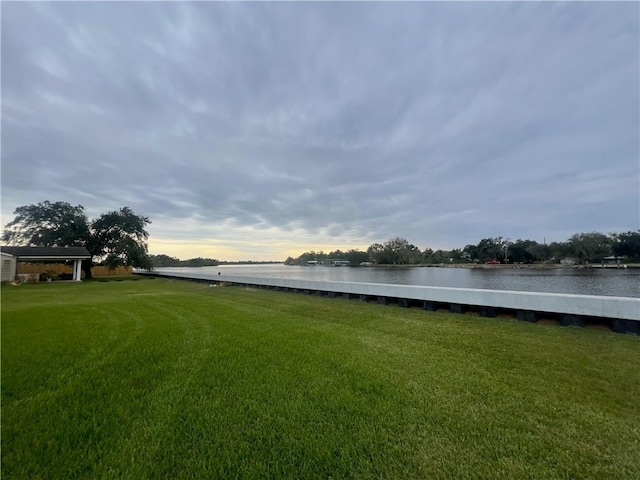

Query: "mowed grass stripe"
left=2, top=278, right=639, bottom=479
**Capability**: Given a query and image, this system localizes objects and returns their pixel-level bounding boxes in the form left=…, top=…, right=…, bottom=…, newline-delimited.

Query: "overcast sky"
left=2, top=1, right=638, bottom=261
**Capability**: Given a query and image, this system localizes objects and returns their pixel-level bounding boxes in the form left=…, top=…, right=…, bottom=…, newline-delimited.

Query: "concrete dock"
left=134, top=270, right=640, bottom=334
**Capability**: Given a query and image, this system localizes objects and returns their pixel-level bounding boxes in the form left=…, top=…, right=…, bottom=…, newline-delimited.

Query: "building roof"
left=0, top=246, right=91, bottom=259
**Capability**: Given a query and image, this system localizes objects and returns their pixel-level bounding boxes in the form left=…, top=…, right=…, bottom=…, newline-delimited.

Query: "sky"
left=2, top=1, right=639, bottom=261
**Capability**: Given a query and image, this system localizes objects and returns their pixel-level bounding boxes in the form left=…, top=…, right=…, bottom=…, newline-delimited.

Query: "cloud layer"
left=2, top=2, right=638, bottom=259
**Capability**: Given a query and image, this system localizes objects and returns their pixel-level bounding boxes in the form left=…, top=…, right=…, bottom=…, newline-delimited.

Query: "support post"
left=480, top=307, right=497, bottom=318
left=450, top=304, right=466, bottom=314
left=423, top=301, right=438, bottom=311
left=73, top=260, right=82, bottom=281
left=561, top=315, right=585, bottom=328
left=516, top=310, right=538, bottom=323
left=612, top=319, right=627, bottom=334
left=626, top=320, right=639, bottom=335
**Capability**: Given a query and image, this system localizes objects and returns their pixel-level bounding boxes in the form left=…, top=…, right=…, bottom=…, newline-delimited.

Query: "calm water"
left=154, top=264, right=640, bottom=298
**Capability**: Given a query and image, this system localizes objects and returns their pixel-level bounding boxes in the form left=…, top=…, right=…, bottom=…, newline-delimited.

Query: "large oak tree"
left=2, top=201, right=152, bottom=278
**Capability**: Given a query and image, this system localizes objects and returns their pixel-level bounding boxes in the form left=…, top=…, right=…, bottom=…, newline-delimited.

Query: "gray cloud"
left=2, top=1, right=638, bottom=259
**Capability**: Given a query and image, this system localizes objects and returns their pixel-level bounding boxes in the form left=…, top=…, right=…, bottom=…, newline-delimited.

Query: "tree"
left=2, top=201, right=152, bottom=277
left=91, top=207, right=152, bottom=270
left=449, top=248, right=465, bottom=263
left=476, top=237, right=508, bottom=263
left=344, top=249, right=370, bottom=265
left=430, top=249, right=449, bottom=264
left=462, top=244, right=479, bottom=263
left=568, top=232, right=612, bottom=264
left=422, top=247, right=435, bottom=264
left=611, top=230, right=640, bottom=261
left=508, top=239, right=539, bottom=264
left=2, top=201, right=90, bottom=247
left=182, top=257, right=219, bottom=267
left=367, top=243, right=386, bottom=264
left=328, top=249, right=345, bottom=259
left=525, top=242, right=550, bottom=263
left=548, top=241, right=571, bottom=262
left=2, top=201, right=94, bottom=277
left=383, top=237, right=422, bottom=264
left=149, top=254, right=181, bottom=267
left=284, top=250, right=329, bottom=265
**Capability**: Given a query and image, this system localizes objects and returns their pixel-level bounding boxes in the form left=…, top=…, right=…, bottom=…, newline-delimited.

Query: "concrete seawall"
left=134, top=270, right=640, bottom=334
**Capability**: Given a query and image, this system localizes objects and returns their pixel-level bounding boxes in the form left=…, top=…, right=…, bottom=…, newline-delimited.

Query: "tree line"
left=148, top=255, right=282, bottom=267
left=284, top=231, right=640, bottom=266
left=149, top=254, right=220, bottom=267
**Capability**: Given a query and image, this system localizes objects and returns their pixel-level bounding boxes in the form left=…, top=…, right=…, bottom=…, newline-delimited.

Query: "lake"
left=153, top=264, right=640, bottom=298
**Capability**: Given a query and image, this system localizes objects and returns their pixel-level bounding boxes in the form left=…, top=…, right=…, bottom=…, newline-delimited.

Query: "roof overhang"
left=16, top=255, right=91, bottom=261
left=1, top=246, right=91, bottom=261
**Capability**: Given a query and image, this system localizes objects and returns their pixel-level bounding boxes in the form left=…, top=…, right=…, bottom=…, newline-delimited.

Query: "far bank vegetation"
left=148, top=255, right=282, bottom=268
left=284, top=231, right=640, bottom=266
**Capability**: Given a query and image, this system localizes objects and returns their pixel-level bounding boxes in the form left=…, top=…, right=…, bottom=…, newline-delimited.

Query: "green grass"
left=2, top=279, right=639, bottom=479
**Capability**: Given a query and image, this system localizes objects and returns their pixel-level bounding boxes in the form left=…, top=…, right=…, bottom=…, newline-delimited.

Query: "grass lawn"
left=2, top=278, right=639, bottom=479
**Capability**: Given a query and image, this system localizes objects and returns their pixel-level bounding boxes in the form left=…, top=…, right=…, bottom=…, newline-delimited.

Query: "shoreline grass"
left=2, top=279, right=639, bottom=479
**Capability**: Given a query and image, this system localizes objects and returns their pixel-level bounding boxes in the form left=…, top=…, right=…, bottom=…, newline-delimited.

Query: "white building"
left=0, top=246, right=91, bottom=282
left=1, top=252, right=17, bottom=282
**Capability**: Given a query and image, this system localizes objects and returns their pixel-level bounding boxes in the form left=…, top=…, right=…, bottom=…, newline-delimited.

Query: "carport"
left=0, top=246, right=91, bottom=282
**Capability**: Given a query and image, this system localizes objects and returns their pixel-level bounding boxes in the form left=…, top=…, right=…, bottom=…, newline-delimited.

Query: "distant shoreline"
left=370, top=263, right=640, bottom=270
